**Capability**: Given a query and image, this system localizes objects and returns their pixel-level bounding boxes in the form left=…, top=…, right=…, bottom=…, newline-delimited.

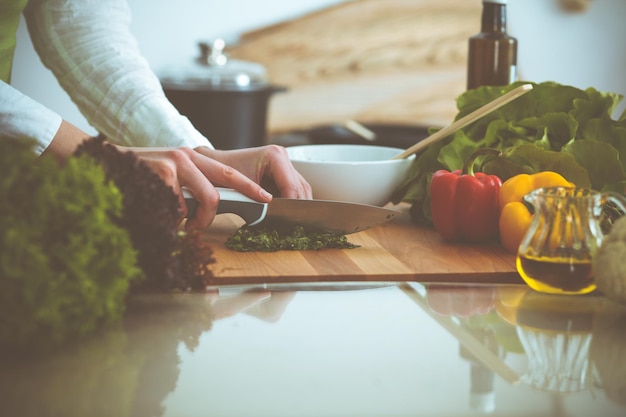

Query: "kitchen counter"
left=3, top=282, right=625, bottom=417
left=6, top=213, right=621, bottom=417
left=7, top=2, right=626, bottom=415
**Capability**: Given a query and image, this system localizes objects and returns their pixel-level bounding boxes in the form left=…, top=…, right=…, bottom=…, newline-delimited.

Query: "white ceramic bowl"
left=287, top=144, right=415, bottom=206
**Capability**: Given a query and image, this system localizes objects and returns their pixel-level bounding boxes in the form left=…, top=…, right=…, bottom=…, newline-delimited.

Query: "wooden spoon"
left=392, top=84, right=533, bottom=160
left=344, top=119, right=377, bottom=142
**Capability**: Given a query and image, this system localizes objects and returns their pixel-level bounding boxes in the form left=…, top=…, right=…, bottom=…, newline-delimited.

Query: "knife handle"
left=183, top=188, right=268, bottom=226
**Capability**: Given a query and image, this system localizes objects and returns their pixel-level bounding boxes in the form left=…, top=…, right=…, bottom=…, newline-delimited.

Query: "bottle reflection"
left=460, top=339, right=497, bottom=413
left=424, top=284, right=511, bottom=413
left=411, top=283, right=626, bottom=411
left=495, top=287, right=612, bottom=394
left=517, top=326, right=592, bottom=392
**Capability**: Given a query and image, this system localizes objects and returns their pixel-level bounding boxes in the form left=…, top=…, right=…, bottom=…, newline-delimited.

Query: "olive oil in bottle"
left=516, top=255, right=596, bottom=295
left=467, top=0, right=518, bottom=90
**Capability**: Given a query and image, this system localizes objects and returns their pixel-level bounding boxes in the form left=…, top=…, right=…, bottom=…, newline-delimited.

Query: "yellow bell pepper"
left=498, top=172, right=573, bottom=253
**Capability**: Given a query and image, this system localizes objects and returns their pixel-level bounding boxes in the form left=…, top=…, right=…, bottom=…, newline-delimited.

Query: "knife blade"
left=183, top=188, right=399, bottom=235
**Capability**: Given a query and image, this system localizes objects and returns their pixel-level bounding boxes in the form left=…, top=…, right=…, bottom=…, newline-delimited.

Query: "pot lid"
left=159, top=39, right=269, bottom=91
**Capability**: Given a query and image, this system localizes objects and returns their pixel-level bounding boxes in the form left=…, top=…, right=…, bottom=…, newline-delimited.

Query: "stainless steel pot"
left=160, top=39, right=286, bottom=150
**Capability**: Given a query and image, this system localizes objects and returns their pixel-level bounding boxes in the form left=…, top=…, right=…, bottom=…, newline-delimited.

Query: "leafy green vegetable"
left=225, top=225, right=359, bottom=252
left=392, top=81, right=626, bottom=224
left=75, top=137, right=216, bottom=292
left=0, top=137, right=217, bottom=352
left=0, top=138, right=142, bottom=351
left=483, top=144, right=591, bottom=186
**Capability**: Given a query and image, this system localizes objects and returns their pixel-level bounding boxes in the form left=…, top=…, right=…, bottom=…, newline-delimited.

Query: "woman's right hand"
left=116, top=145, right=273, bottom=230
left=44, top=120, right=285, bottom=230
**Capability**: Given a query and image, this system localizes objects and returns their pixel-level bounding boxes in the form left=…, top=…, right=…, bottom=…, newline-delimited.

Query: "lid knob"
left=160, top=38, right=271, bottom=90
left=198, top=39, right=228, bottom=67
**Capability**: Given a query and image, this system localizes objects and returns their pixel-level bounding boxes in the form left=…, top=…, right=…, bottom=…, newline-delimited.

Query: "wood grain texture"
left=203, top=206, right=521, bottom=286
left=227, top=0, right=482, bottom=133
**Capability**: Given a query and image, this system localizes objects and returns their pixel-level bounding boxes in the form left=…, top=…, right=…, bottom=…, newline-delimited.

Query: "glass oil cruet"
left=516, top=186, right=626, bottom=295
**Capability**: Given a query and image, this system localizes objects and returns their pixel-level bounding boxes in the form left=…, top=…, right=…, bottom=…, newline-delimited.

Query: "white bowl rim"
left=287, top=144, right=415, bottom=165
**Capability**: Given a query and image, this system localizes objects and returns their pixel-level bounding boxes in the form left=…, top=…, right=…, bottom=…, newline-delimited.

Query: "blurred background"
left=12, top=0, right=626, bottom=139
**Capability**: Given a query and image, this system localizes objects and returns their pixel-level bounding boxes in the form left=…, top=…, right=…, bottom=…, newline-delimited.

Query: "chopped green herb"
left=225, top=225, right=360, bottom=252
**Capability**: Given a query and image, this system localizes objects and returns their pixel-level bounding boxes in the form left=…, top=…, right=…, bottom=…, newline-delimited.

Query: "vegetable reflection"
left=0, top=289, right=295, bottom=417
left=590, top=306, right=626, bottom=407
left=0, top=294, right=211, bottom=417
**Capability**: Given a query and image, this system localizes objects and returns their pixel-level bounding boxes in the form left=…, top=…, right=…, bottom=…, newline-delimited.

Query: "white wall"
left=508, top=0, right=626, bottom=118
left=12, top=0, right=626, bottom=135
left=11, top=0, right=348, bottom=135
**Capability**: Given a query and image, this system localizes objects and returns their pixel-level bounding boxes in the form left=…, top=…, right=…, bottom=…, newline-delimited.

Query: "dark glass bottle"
left=467, top=0, right=518, bottom=90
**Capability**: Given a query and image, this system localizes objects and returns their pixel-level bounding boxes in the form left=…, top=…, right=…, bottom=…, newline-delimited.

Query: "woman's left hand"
left=196, top=145, right=312, bottom=199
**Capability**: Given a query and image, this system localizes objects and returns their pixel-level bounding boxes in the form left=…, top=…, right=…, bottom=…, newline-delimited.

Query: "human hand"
left=195, top=145, right=312, bottom=199
left=205, top=288, right=296, bottom=322
left=114, top=145, right=273, bottom=230
left=46, top=121, right=309, bottom=229
left=426, top=284, right=496, bottom=318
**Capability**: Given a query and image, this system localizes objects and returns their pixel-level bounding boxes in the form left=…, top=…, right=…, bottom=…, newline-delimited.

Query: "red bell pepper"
left=430, top=150, right=502, bottom=242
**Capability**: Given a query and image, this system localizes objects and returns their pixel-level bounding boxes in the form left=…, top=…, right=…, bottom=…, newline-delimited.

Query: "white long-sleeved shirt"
left=0, top=81, right=62, bottom=155
left=1, top=0, right=212, bottom=153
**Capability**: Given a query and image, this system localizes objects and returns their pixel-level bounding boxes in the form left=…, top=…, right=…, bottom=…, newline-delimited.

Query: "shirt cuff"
left=0, top=81, right=63, bottom=155
left=122, top=95, right=214, bottom=149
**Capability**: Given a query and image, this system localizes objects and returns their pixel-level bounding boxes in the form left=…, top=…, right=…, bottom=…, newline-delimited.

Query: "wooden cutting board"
left=202, top=204, right=521, bottom=286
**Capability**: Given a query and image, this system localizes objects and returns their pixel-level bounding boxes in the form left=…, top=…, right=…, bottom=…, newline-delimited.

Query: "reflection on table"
left=1, top=282, right=625, bottom=417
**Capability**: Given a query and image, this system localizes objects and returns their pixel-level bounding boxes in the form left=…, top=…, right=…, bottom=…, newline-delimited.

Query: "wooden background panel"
left=228, top=0, right=482, bottom=132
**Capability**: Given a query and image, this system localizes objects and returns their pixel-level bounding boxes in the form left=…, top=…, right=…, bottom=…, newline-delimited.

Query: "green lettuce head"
left=0, top=138, right=143, bottom=351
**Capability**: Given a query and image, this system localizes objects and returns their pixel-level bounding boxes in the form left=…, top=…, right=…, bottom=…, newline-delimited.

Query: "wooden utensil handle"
left=392, top=84, right=533, bottom=160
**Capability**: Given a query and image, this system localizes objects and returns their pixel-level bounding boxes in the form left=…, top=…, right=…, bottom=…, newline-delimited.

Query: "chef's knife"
left=183, top=188, right=399, bottom=235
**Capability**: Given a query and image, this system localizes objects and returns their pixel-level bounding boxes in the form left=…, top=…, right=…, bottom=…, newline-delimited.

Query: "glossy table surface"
left=2, top=282, right=625, bottom=417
